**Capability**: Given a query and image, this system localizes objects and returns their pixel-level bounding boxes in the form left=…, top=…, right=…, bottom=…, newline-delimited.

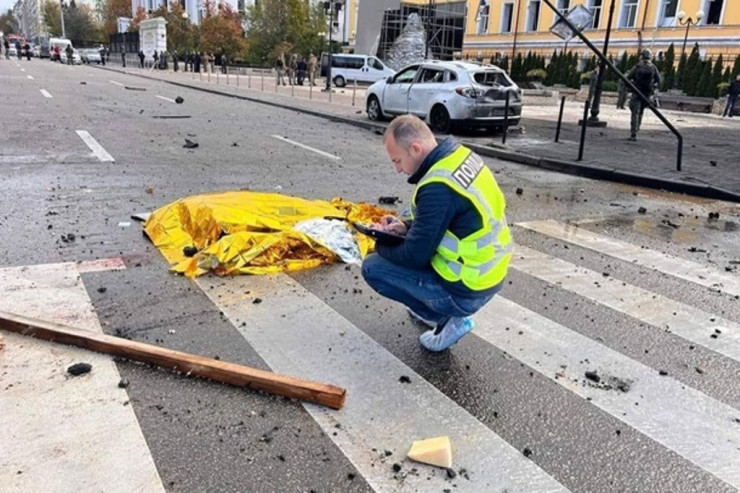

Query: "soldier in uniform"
left=626, top=49, right=661, bottom=141
left=308, top=53, right=318, bottom=86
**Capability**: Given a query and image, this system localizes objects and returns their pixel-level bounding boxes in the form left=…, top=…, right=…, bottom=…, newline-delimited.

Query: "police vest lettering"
left=451, top=153, right=485, bottom=189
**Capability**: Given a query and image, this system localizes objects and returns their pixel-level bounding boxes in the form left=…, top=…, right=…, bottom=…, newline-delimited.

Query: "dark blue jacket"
left=376, top=138, right=500, bottom=298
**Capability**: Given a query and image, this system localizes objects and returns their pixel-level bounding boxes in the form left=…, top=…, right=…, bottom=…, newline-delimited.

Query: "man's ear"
left=409, top=142, right=423, bottom=157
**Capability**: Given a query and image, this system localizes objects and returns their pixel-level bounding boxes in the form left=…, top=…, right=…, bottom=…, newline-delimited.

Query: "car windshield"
left=472, top=71, right=512, bottom=87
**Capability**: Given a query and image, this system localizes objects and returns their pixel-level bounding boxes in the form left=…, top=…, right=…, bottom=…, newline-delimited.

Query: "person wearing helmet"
left=626, top=49, right=661, bottom=141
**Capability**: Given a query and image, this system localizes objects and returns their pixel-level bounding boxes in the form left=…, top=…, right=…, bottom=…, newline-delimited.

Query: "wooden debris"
left=0, top=310, right=346, bottom=410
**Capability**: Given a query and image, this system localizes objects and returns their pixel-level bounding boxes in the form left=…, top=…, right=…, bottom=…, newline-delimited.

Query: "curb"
left=99, top=66, right=740, bottom=204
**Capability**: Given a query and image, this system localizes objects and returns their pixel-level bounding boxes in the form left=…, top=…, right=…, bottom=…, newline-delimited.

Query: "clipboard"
left=351, top=221, right=406, bottom=245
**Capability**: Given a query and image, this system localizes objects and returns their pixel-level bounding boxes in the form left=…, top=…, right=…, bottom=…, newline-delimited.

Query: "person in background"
left=626, top=49, right=661, bottom=141
left=723, top=75, right=740, bottom=118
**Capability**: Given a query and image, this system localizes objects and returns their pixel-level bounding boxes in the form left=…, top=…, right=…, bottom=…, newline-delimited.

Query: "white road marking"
left=511, top=245, right=740, bottom=363
left=76, top=130, right=115, bottom=163
left=475, top=296, right=740, bottom=489
left=517, top=219, right=740, bottom=296
left=27, top=75, right=34, bottom=80
left=0, top=260, right=165, bottom=493
left=155, top=95, right=176, bottom=103
left=40, top=89, right=52, bottom=98
left=197, top=274, right=568, bottom=493
left=271, top=135, right=341, bottom=160
left=109, top=80, right=124, bottom=86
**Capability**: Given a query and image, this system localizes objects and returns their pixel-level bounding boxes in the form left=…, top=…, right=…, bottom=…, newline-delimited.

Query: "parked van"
left=48, top=37, right=73, bottom=61
left=320, top=53, right=395, bottom=87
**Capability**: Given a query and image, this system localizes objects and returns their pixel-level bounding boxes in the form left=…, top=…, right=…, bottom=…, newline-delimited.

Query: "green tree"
left=245, top=0, right=326, bottom=66
left=732, top=54, right=740, bottom=78
left=0, top=9, right=18, bottom=34
left=682, top=43, right=701, bottom=95
left=675, top=51, right=687, bottom=89
left=511, top=52, right=523, bottom=81
left=709, top=54, right=723, bottom=98
left=660, top=43, right=675, bottom=91
left=695, top=60, right=712, bottom=97
left=199, top=1, right=247, bottom=60
left=63, top=1, right=102, bottom=43
left=100, top=0, right=131, bottom=39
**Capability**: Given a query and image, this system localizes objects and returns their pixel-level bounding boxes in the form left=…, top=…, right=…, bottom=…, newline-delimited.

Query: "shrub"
left=602, top=81, right=618, bottom=92
left=717, top=82, right=730, bottom=97
left=526, top=68, right=548, bottom=81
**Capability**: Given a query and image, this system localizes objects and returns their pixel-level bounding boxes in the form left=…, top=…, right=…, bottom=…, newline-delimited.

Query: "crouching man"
left=362, top=114, right=513, bottom=352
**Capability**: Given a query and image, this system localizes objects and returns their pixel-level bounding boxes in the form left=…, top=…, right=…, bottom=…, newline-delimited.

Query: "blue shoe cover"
left=419, top=317, right=474, bottom=352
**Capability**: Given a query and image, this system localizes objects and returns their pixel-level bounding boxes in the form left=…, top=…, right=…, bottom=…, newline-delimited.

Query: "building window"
left=657, top=0, right=678, bottom=26
left=501, top=2, right=514, bottom=33
left=557, top=0, right=570, bottom=15
left=526, top=0, right=541, bottom=31
left=587, top=0, right=602, bottom=29
left=477, top=3, right=490, bottom=34
left=619, top=0, right=639, bottom=28
left=702, top=0, right=724, bottom=25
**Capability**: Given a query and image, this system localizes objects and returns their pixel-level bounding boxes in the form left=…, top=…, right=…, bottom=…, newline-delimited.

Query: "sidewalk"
left=100, top=61, right=740, bottom=202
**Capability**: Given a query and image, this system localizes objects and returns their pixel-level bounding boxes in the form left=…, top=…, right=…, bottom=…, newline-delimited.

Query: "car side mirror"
left=386, top=75, right=394, bottom=83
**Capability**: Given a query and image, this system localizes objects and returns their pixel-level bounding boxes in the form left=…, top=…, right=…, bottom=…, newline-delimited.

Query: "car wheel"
left=430, top=105, right=452, bottom=134
left=367, top=96, right=384, bottom=121
left=333, top=75, right=346, bottom=88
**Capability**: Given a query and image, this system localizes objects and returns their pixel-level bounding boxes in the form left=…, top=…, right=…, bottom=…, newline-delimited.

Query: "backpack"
left=632, top=63, right=656, bottom=95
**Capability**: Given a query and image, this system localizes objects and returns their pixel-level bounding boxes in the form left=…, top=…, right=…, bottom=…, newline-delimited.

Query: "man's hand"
left=372, top=215, right=408, bottom=235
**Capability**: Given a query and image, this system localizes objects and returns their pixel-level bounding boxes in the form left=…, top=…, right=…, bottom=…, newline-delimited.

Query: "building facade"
left=464, top=0, right=740, bottom=64
left=130, top=0, right=252, bottom=25
left=12, top=0, right=47, bottom=42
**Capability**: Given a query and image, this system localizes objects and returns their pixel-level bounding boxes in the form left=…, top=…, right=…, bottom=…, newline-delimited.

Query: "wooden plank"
left=0, top=310, right=346, bottom=410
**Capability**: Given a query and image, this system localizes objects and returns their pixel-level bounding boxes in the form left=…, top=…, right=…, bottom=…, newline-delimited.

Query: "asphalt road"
left=1, top=58, right=740, bottom=493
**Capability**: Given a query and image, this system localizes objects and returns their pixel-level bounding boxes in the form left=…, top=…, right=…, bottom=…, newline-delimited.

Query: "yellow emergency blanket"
left=144, top=191, right=393, bottom=277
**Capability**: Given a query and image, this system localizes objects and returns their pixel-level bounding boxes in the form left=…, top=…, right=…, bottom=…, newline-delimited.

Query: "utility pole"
left=60, top=0, right=66, bottom=38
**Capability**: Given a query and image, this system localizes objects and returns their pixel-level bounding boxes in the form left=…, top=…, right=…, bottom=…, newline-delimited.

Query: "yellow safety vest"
left=410, top=145, right=512, bottom=290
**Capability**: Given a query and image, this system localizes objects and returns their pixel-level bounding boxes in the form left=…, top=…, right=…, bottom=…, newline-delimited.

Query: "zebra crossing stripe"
left=196, top=274, right=569, bottom=493
left=517, top=219, right=740, bottom=297
left=474, top=296, right=740, bottom=489
left=0, top=261, right=164, bottom=492
left=511, top=244, right=740, bottom=363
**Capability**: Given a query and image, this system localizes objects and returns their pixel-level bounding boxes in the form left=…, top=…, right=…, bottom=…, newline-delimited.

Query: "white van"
left=48, top=37, right=73, bottom=61
left=320, top=53, right=395, bottom=87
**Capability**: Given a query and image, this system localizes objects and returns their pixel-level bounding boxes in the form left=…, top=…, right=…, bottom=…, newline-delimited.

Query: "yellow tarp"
left=144, top=191, right=392, bottom=277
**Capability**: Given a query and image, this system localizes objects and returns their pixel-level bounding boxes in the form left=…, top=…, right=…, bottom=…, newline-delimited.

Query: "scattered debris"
left=708, top=212, right=720, bottom=221
left=522, top=447, right=533, bottom=458
left=61, top=233, right=76, bottom=243
left=253, top=298, right=263, bottom=304
left=637, top=207, right=647, bottom=214
left=131, top=212, right=151, bottom=222
left=515, top=187, right=523, bottom=195
left=584, top=370, right=600, bottom=383
left=153, top=115, right=191, bottom=119
left=117, top=221, right=131, bottom=228
left=175, top=96, right=184, bottom=104
left=118, top=378, right=130, bottom=388
left=183, top=139, right=199, bottom=149
left=446, top=468, right=457, bottom=479
left=398, top=375, right=411, bottom=384
left=688, top=247, right=707, bottom=253
left=232, top=142, right=239, bottom=147
left=378, top=196, right=400, bottom=205
left=658, top=370, right=668, bottom=376
left=709, top=160, right=717, bottom=166
left=661, top=219, right=679, bottom=229
left=145, top=185, right=154, bottom=194
left=392, top=463, right=402, bottom=473
left=407, top=436, right=452, bottom=468
left=695, top=366, right=705, bottom=374
left=97, top=287, right=107, bottom=293
left=67, top=362, right=92, bottom=376
left=80, top=81, right=87, bottom=85
left=125, top=86, right=147, bottom=91
left=183, top=246, right=198, bottom=257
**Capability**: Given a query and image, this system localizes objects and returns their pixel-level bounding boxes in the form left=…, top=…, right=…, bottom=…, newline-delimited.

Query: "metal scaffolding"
left=377, top=0, right=466, bottom=62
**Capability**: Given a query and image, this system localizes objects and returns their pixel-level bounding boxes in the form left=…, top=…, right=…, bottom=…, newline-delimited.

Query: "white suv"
left=365, top=60, right=522, bottom=133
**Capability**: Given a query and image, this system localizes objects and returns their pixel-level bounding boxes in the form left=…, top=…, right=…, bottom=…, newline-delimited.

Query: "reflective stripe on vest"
left=410, top=146, right=512, bottom=290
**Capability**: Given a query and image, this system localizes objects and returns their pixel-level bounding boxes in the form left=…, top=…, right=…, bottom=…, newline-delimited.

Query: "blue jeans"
left=361, top=253, right=499, bottom=326
left=724, top=94, right=738, bottom=117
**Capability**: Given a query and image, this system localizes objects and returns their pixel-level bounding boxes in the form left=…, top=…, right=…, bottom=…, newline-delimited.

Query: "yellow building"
left=464, top=0, right=740, bottom=65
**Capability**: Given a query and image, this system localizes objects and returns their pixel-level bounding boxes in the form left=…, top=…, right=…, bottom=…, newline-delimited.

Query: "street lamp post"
left=674, top=10, right=704, bottom=90
left=60, top=0, right=66, bottom=38
left=323, top=1, right=343, bottom=92
left=586, top=0, right=615, bottom=126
